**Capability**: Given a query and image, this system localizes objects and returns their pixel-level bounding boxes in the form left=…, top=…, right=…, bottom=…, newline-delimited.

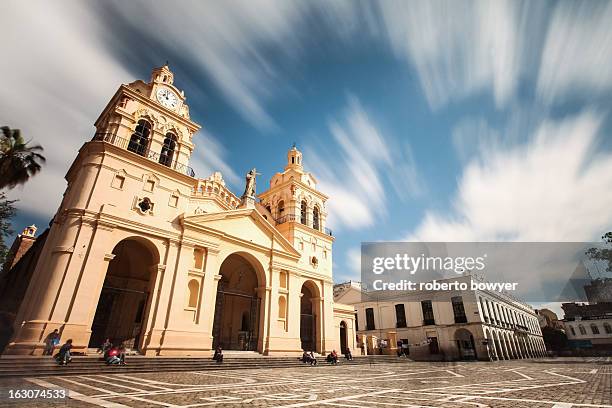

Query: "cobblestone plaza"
left=1, top=358, right=610, bottom=407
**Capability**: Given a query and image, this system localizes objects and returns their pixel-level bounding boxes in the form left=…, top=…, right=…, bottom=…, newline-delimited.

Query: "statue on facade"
left=242, top=168, right=259, bottom=198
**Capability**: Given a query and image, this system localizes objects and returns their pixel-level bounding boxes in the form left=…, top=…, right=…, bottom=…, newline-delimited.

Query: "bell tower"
left=259, top=146, right=333, bottom=276
left=93, top=64, right=199, bottom=172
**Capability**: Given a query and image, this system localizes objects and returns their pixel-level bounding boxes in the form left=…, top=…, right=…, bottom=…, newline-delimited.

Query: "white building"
left=334, top=275, right=546, bottom=361
left=562, top=302, right=612, bottom=353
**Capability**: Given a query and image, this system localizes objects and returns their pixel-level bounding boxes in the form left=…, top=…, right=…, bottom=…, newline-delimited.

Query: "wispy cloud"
left=408, top=111, right=612, bottom=242
left=306, top=96, right=422, bottom=232
left=190, top=130, right=241, bottom=187
left=376, top=0, right=541, bottom=109
left=537, top=1, right=612, bottom=103
left=1, top=0, right=133, bottom=217
left=99, top=0, right=314, bottom=132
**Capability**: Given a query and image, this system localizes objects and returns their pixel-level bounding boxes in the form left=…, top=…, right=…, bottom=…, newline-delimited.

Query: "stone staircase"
left=0, top=354, right=407, bottom=378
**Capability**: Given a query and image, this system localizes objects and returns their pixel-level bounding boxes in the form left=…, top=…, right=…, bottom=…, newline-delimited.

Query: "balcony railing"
left=275, top=214, right=297, bottom=224
left=274, top=213, right=333, bottom=236
left=93, top=132, right=195, bottom=177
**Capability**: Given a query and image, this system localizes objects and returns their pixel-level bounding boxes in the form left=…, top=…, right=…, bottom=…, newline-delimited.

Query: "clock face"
left=156, top=87, right=179, bottom=109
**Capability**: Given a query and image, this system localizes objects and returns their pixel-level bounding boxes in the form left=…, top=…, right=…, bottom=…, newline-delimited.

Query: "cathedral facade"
left=5, top=65, right=356, bottom=356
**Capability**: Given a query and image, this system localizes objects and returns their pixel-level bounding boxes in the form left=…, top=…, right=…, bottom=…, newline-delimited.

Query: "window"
left=300, top=200, right=307, bottom=225
left=604, top=323, right=612, bottom=334
left=451, top=296, right=467, bottom=323
left=365, top=308, right=375, bottom=330
left=111, top=174, right=125, bottom=189
left=313, top=206, right=320, bottom=231
left=144, top=179, right=155, bottom=192
left=579, top=325, right=587, bottom=335
left=395, top=304, right=407, bottom=328
left=169, top=194, right=179, bottom=207
left=159, top=132, right=177, bottom=166
left=128, top=119, right=151, bottom=156
left=137, top=197, right=152, bottom=213
left=355, top=312, right=359, bottom=332
left=193, top=248, right=204, bottom=270
left=591, top=324, right=600, bottom=335
left=277, top=200, right=285, bottom=219
left=187, top=279, right=199, bottom=308
left=421, top=300, right=435, bottom=325
left=279, top=271, right=288, bottom=289
left=278, top=296, right=287, bottom=319
left=570, top=326, right=576, bottom=336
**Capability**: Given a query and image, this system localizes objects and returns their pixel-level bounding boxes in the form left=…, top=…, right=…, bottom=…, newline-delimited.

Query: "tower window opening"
left=277, top=200, right=285, bottom=219
left=313, top=206, right=320, bottom=230
left=300, top=200, right=307, bottom=225
left=128, top=119, right=152, bottom=156
left=159, top=132, right=177, bottom=167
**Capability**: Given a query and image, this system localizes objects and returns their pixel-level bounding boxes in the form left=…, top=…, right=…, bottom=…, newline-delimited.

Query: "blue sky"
left=2, top=0, right=612, bottom=297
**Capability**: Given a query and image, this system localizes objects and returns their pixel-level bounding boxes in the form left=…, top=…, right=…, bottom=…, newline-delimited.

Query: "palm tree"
left=0, top=126, right=45, bottom=190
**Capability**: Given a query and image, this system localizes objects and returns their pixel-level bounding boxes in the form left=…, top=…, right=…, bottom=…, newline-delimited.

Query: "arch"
left=300, top=200, right=307, bottom=225
left=340, top=320, right=348, bottom=354
left=300, top=280, right=321, bottom=352
left=159, top=132, right=177, bottom=167
left=483, top=328, right=495, bottom=360
left=187, top=279, right=199, bottom=308
left=212, top=252, right=265, bottom=351
left=89, top=237, right=159, bottom=351
left=507, top=333, right=517, bottom=359
left=128, top=119, right=152, bottom=156
left=277, top=200, right=285, bottom=220
left=454, top=328, right=477, bottom=360
left=493, top=331, right=504, bottom=360
left=313, top=205, right=320, bottom=231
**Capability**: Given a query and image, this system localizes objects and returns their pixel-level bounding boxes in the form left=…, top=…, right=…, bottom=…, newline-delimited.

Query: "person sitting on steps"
left=56, top=339, right=73, bottom=366
left=213, top=345, right=223, bottom=363
left=326, top=349, right=339, bottom=365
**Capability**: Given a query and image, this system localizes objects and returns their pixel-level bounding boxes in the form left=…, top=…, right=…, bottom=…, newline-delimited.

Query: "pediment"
left=182, top=209, right=300, bottom=258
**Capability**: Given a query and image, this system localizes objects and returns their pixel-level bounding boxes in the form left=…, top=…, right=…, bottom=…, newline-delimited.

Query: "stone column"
left=57, top=221, right=116, bottom=352
left=257, top=284, right=272, bottom=354
left=199, top=248, right=221, bottom=345
left=6, top=215, right=96, bottom=355
left=141, top=264, right=167, bottom=354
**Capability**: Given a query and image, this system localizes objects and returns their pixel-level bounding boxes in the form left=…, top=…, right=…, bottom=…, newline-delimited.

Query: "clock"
left=156, top=87, right=179, bottom=110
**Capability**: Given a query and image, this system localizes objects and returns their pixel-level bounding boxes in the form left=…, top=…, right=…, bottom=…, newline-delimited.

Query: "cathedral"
left=4, top=65, right=356, bottom=356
